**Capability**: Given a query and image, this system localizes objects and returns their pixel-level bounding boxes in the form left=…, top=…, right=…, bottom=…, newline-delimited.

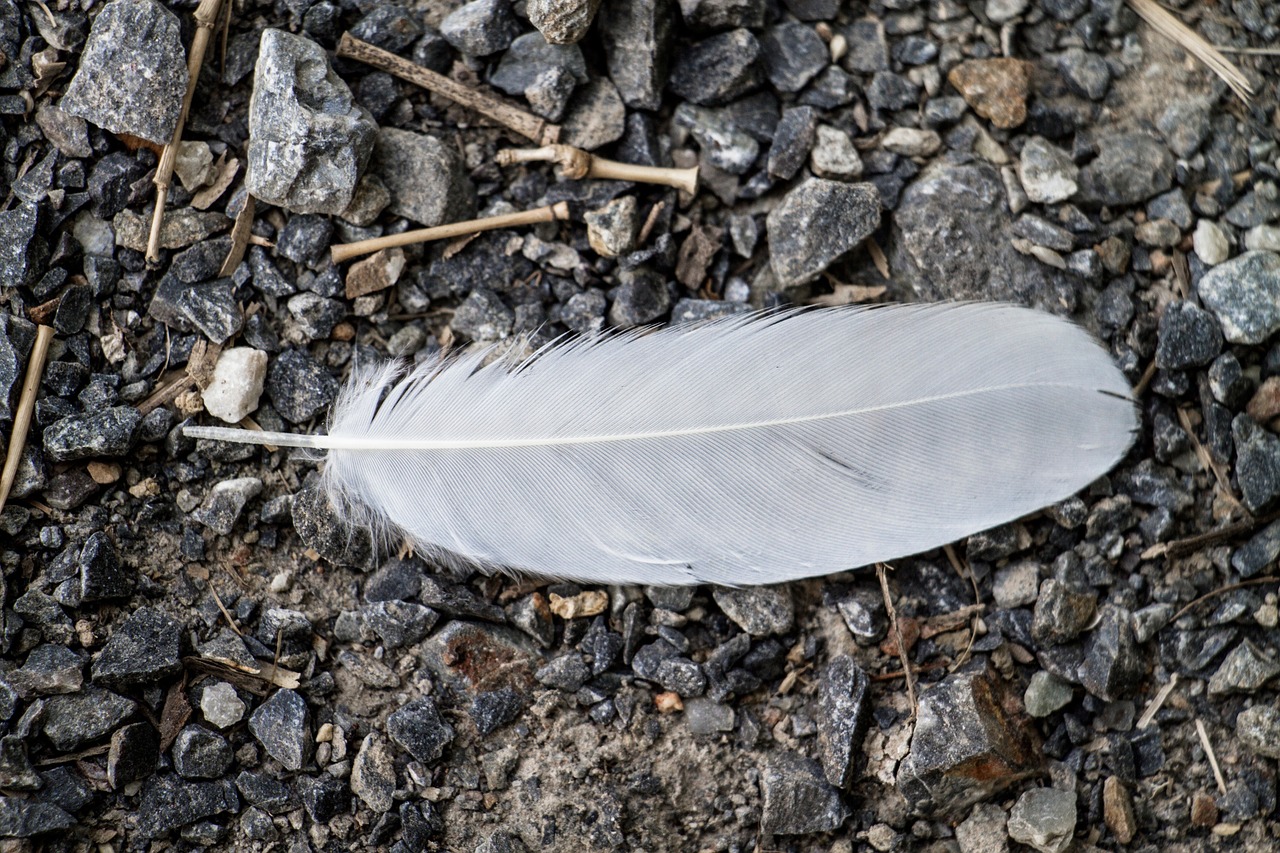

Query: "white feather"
left=186, top=303, right=1137, bottom=586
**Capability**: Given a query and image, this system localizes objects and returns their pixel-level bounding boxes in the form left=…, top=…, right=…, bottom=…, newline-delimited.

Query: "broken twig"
left=877, top=562, right=916, bottom=715
left=1, top=324, right=54, bottom=512
left=337, top=33, right=559, bottom=145
left=497, top=144, right=699, bottom=194
left=147, top=0, right=225, bottom=263
left=1194, top=718, right=1228, bottom=795
left=331, top=201, right=571, bottom=264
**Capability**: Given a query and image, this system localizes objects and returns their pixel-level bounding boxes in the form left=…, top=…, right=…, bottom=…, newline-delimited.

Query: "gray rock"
left=1232, top=519, right=1280, bottom=578
left=759, top=22, right=827, bottom=93
left=560, top=78, right=627, bottom=150
left=671, top=297, right=751, bottom=324
left=1007, top=787, right=1076, bottom=853
left=192, top=477, right=263, bottom=536
left=7, top=644, right=81, bottom=699
left=1226, top=182, right=1280, bottom=228
left=760, top=752, right=849, bottom=834
left=600, top=0, right=672, bottom=110
left=817, top=655, right=871, bottom=789
left=1196, top=251, right=1280, bottom=344
left=0, top=798, right=74, bottom=837
left=536, top=653, right=591, bottom=691
left=1156, top=301, right=1223, bottom=369
left=1157, top=100, right=1211, bottom=158
left=669, top=29, right=762, bottom=106
left=528, top=0, right=601, bottom=43
left=291, top=471, right=376, bottom=569
left=767, top=179, right=881, bottom=288
left=713, top=585, right=793, bottom=636
left=1233, top=415, right=1280, bottom=514
left=833, top=588, right=887, bottom=644
left=149, top=275, right=244, bottom=344
left=491, top=32, right=586, bottom=101
left=276, top=214, right=333, bottom=266
left=60, top=0, right=187, bottom=144
left=248, top=689, right=311, bottom=771
left=673, top=103, right=759, bottom=175
left=136, top=775, right=240, bottom=840
left=1031, top=578, right=1097, bottom=647
left=1019, top=137, right=1078, bottom=204
left=79, top=531, right=134, bottom=602
left=265, top=348, right=338, bottom=424
left=1079, top=606, right=1143, bottom=701
left=91, top=606, right=182, bottom=690
left=609, top=267, right=670, bottom=325
left=172, top=725, right=233, bottom=779
left=561, top=289, right=608, bottom=333
left=246, top=29, right=374, bottom=215
left=892, top=160, right=1076, bottom=311
left=349, top=4, right=422, bottom=52
left=768, top=105, right=818, bottom=181
left=897, top=668, right=1042, bottom=817
left=106, top=722, right=158, bottom=788
left=440, top=0, right=521, bottom=56
left=0, top=314, right=34, bottom=423
left=42, top=686, right=137, bottom=751
left=1077, top=133, right=1174, bottom=206
left=43, top=407, right=141, bottom=462
left=1057, top=46, right=1110, bottom=100
left=1207, top=640, right=1280, bottom=695
left=656, top=658, right=706, bottom=696
left=469, top=688, right=524, bottom=736
left=0, top=204, right=44, bottom=290
left=286, top=291, right=345, bottom=341
left=842, top=18, right=888, bottom=73
left=387, top=696, right=454, bottom=764
left=678, top=0, right=765, bottom=29
left=1236, top=705, right=1280, bottom=759
left=351, top=732, right=396, bottom=812
left=1024, top=671, right=1074, bottom=717
left=375, top=128, right=477, bottom=227
left=955, top=803, right=1011, bottom=853
left=453, top=287, right=515, bottom=341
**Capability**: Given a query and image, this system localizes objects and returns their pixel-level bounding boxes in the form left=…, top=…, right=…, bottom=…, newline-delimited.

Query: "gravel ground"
left=1, top=0, right=1280, bottom=850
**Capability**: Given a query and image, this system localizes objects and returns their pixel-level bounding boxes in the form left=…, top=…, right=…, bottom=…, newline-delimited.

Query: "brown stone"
left=1246, top=376, right=1280, bottom=424
left=344, top=247, right=406, bottom=299
left=1190, top=790, right=1219, bottom=827
left=947, top=58, right=1032, bottom=129
left=1103, top=776, right=1137, bottom=844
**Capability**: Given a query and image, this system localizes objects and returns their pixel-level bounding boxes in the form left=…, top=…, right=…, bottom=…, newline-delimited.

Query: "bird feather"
left=185, top=303, right=1137, bottom=586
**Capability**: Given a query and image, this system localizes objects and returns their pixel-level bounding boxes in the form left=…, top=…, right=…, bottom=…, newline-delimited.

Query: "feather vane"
left=186, top=304, right=1137, bottom=585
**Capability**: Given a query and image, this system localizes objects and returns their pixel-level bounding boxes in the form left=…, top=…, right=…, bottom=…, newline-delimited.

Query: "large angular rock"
left=892, top=160, right=1076, bottom=312
left=818, top=655, right=871, bottom=789
left=246, top=29, right=376, bottom=215
left=767, top=179, right=880, bottom=288
left=897, top=667, right=1043, bottom=817
left=760, top=752, right=849, bottom=834
left=374, top=128, right=477, bottom=228
left=600, top=0, right=673, bottom=110
left=1196, top=251, right=1280, bottom=345
left=1076, top=133, right=1175, bottom=207
left=60, top=0, right=187, bottom=144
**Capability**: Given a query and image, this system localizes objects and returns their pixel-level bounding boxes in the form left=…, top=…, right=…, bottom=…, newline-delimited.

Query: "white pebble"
left=202, top=347, right=268, bottom=423
left=1192, top=219, right=1230, bottom=265
left=880, top=127, right=941, bottom=158
left=1245, top=224, right=1280, bottom=252
left=201, top=681, right=247, bottom=729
